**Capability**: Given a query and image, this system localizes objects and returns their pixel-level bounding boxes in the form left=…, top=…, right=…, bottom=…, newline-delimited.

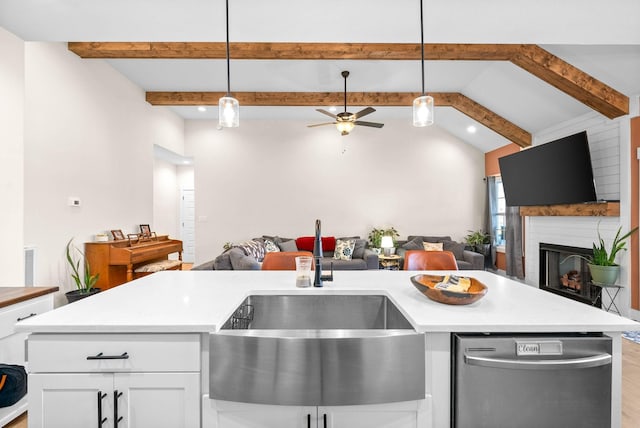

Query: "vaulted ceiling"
left=2, top=0, right=639, bottom=152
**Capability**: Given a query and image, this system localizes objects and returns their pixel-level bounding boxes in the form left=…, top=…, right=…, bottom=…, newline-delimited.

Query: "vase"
left=587, top=264, right=620, bottom=285
left=65, top=288, right=101, bottom=304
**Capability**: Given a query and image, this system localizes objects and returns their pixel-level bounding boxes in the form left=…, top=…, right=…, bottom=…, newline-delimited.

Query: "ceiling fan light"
left=413, top=95, right=434, bottom=127
left=218, top=96, right=239, bottom=128
left=336, top=120, right=355, bottom=135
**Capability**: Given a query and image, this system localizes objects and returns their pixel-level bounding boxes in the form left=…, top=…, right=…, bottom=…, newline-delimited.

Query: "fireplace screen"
left=539, top=243, right=601, bottom=307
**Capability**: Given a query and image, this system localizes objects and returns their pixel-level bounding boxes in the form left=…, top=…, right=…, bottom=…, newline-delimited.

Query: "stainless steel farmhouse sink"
left=209, top=294, right=425, bottom=406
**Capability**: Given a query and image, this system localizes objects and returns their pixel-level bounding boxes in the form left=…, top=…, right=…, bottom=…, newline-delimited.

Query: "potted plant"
left=586, top=225, right=638, bottom=285
left=65, top=238, right=100, bottom=303
left=368, top=227, right=400, bottom=254
left=465, top=230, right=491, bottom=254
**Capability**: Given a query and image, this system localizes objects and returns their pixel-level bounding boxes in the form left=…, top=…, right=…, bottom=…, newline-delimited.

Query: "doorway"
left=180, top=189, right=195, bottom=263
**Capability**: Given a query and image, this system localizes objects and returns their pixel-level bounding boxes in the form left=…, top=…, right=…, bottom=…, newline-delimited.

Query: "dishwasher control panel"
left=516, top=340, right=563, bottom=356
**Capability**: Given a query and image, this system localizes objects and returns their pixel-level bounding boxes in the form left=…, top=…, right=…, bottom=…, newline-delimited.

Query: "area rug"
left=622, top=331, right=640, bottom=344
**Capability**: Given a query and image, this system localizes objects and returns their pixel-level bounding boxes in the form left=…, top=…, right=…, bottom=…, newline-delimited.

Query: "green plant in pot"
left=368, top=227, right=400, bottom=254
left=65, top=238, right=100, bottom=303
left=465, top=230, right=491, bottom=253
left=586, top=225, right=638, bottom=285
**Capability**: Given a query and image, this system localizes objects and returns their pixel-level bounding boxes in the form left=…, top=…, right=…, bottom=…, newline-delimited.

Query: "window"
left=492, top=177, right=506, bottom=247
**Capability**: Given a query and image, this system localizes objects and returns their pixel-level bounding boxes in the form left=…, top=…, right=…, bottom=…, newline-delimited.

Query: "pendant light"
left=219, top=0, right=239, bottom=128
left=413, top=0, right=434, bottom=127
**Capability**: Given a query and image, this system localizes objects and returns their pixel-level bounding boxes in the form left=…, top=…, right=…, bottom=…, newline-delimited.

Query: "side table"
left=379, top=254, right=401, bottom=270
left=591, top=282, right=623, bottom=314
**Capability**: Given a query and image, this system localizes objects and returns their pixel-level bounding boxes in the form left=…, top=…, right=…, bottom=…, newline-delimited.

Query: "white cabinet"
left=0, top=290, right=55, bottom=426
left=27, top=333, right=201, bottom=428
left=203, top=397, right=430, bottom=428
left=319, top=401, right=429, bottom=428
left=30, top=372, right=199, bottom=428
left=203, top=399, right=315, bottom=428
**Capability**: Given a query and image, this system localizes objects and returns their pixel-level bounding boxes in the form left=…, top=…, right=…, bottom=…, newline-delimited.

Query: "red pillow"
left=295, top=236, right=336, bottom=252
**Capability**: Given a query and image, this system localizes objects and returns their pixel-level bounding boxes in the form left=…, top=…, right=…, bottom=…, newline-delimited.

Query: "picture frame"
left=111, top=229, right=125, bottom=241
left=139, top=224, right=152, bottom=238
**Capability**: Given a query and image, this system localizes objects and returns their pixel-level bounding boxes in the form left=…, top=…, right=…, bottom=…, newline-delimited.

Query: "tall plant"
left=66, top=239, right=99, bottom=293
left=590, top=225, right=638, bottom=266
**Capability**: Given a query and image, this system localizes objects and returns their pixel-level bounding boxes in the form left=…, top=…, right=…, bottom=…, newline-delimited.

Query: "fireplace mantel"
left=520, top=201, right=620, bottom=217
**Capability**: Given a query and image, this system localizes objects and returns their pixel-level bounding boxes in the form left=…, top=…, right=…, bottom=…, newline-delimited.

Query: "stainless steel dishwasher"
left=453, top=333, right=612, bottom=428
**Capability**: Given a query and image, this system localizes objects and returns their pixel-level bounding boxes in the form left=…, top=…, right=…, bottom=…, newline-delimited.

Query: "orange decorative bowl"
left=410, top=274, right=488, bottom=305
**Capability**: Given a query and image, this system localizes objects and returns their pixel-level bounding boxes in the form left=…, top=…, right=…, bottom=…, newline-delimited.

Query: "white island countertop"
left=16, top=270, right=640, bottom=334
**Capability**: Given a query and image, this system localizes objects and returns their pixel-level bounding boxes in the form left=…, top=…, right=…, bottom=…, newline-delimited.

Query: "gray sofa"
left=192, top=235, right=379, bottom=271
left=395, top=235, right=484, bottom=270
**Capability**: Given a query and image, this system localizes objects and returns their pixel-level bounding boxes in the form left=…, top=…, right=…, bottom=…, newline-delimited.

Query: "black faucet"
left=313, top=219, right=333, bottom=287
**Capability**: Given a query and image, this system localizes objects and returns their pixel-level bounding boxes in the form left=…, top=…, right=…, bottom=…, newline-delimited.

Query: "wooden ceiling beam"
left=511, top=45, right=629, bottom=119
left=68, top=42, right=518, bottom=60
left=146, top=91, right=531, bottom=147
left=69, top=42, right=629, bottom=119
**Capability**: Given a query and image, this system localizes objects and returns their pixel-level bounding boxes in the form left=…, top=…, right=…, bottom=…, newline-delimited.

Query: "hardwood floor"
left=6, top=338, right=640, bottom=427
left=5, top=411, right=26, bottom=428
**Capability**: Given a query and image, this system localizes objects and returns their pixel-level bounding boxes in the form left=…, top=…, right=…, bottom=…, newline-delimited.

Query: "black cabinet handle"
left=114, top=390, right=124, bottom=427
left=307, top=413, right=311, bottom=428
left=324, top=413, right=327, bottom=428
left=17, top=312, right=37, bottom=322
left=87, top=352, right=129, bottom=360
left=97, top=391, right=107, bottom=427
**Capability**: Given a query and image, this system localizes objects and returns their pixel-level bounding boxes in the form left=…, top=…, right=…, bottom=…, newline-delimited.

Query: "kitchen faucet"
left=313, top=219, right=333, bottom=287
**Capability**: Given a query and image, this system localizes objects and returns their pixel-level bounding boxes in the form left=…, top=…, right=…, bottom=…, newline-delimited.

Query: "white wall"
left=22, top=42, right=184, bottom=302
left=0, top=27, right=25, bottom=285
left=186, top=120, right=485, bottom=264
left=525, top=112, right=631, bottom=314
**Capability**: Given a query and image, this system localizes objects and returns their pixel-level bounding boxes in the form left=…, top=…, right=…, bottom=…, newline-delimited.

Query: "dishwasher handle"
left=464, top=353, right=611, bottom=370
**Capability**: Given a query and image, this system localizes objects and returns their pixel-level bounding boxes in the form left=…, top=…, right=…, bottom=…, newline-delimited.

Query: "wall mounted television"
left=498, top=131, right=598, bottom=206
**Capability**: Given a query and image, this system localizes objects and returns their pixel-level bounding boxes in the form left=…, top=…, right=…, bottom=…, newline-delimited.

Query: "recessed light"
left=466, top=125, right=477, bottom=134
left=329, top=106, right=337, bottom=112
left=197, top=106, right=207, bottom=112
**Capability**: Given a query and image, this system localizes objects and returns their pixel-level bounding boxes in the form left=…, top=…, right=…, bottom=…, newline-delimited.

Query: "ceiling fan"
left=308, top=70, right=384, bottom=136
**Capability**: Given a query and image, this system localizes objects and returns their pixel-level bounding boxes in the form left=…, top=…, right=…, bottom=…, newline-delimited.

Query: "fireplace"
left=539, top=243, right=601, bottom=307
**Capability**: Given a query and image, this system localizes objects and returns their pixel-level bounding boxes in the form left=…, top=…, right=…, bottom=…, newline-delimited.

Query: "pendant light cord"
left=420, top=0, right=425, bottom=96
left=225, top=0, right=231, bottom=96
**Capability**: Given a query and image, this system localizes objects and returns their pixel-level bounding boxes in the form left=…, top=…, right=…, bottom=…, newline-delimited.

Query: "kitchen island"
left=17, top=270, right=639, bottom=428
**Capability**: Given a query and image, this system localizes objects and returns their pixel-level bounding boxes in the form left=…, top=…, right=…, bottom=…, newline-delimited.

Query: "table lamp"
left=381, top=236, right=394, bottom=256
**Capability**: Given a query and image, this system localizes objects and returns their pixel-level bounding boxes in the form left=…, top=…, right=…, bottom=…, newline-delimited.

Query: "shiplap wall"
left=525, top=112, right=630, bottom=315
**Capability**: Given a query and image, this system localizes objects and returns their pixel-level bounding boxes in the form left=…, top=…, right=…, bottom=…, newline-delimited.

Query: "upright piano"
left=85, top=235, right=183, bottom=290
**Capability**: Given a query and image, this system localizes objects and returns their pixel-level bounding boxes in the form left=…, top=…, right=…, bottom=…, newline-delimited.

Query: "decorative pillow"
left=278, top=239, right=298, bottom=252
left=234, top=239, right=266, bottom=262
left=338, top=236, right=366, bottom=259
left=402, top=237, right=423, bottom=250
left=295, top=236, right=315, bottom=252
left=423, top=242, right=444, bottom=251
left=334, top=239, right=356, bottom=261
left=442, top=240, right=465, bottom=260
left=264, top=239, right=280, bottom=253
left=295, top=236, right=336, bottom=252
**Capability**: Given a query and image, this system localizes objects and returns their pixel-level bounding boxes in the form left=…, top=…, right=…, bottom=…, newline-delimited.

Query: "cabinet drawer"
left=0, top=296, right=53, bottom=340
left=28, top=333, right=200, bottom=373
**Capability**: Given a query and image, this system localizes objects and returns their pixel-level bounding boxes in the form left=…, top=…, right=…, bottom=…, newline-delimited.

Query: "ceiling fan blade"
left=354, top=107, right=376, bottom=119
left=316, top=109, right=338, bottom=119
left=355, top=121, right=384, bottom=128
left=307, top=122, right=336, bottom=128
